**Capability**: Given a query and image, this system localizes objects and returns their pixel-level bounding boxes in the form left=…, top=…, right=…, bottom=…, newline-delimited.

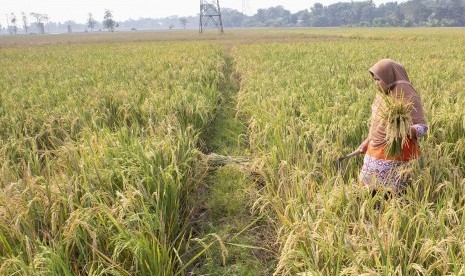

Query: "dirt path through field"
left=187, top=50, right=276, bottom=274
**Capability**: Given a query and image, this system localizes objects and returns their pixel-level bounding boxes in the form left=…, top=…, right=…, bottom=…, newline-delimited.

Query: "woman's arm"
left=357, top=137, right=370, bottom=153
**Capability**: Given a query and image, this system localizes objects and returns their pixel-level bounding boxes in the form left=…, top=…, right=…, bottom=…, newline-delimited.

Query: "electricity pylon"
left=199, top=0, right=224, bottom=33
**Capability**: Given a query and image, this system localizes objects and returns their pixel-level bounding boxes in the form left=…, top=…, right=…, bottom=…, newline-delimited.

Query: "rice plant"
left=1, top=28, right=465, bottom=275
left=0, top=41, right=226, bottom=274
left=233, top=29, right=465, bottom=274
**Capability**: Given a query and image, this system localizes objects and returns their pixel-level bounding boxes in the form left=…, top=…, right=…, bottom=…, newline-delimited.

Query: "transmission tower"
left=199, top=0, right=224, bottom=33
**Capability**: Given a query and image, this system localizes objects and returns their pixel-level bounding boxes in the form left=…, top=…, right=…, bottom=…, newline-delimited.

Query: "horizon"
left=2, top=0, right=396, bottom=25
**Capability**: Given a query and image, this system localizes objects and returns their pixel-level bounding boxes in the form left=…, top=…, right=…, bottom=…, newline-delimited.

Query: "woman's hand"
left=357, top=138, right=370, bottom=153
left=410, top=126, right=418, bottom=140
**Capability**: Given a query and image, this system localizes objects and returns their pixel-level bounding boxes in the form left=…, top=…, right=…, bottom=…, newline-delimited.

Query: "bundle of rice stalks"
left=201, top=153, right=250, bottom=168
left=199, top=153, right=266, bottom=184
left=380, top=93, right=413, bottom=157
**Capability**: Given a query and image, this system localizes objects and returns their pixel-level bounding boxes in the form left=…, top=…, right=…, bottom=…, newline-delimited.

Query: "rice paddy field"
left=1, top=28, right=465, bottom=275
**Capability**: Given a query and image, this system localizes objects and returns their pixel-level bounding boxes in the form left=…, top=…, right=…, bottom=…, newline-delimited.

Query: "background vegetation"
left=2, top=0, right=465, bottom=34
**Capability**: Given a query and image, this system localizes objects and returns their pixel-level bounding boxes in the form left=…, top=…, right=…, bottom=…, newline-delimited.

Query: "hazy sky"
left=2, top=0, right=391, bottom=24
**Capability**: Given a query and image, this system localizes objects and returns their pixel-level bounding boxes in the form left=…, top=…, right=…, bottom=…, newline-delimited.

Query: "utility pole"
left=199, top=0, right=224, bottom=33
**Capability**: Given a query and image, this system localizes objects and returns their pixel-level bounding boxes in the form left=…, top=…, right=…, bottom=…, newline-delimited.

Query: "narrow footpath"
left=187, top=52, right=276, bottom=275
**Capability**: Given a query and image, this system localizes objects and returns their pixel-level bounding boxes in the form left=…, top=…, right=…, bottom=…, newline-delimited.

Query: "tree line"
left=233, top=0, right=465, bottom=27
left=1, top=0, right=464, bottom=34
left=138, top=0, right=465, bottom=29
left=1, top=9, right=119, bottom=34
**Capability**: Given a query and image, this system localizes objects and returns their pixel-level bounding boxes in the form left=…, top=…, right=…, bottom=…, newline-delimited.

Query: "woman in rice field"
left=357, top=59, right=428, bottom=192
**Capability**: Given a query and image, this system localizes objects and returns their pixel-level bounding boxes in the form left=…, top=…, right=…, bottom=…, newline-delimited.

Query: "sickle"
left=335, top=150, right=363, bottom=172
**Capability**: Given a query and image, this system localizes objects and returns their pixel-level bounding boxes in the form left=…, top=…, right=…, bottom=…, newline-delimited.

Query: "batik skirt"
left=359, top=124, right=428, bottom=190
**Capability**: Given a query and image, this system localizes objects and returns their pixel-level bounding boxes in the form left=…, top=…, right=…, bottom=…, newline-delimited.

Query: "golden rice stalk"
left=379, top=93, right=413, bottom=158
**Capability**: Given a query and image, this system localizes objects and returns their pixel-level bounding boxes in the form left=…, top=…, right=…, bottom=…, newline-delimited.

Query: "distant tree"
left=87, top=13, right=98, bottom=31
left=378, top=2, right=403, bottom=26
left=103, top=9, right=117, bottom=32
left=220, top=8, right=246, bottom=27
left=30, top=12, right=47, bottom=33
left=179, top=18, right=188, bottom=29
left=168, top=24, right=175, bottom=30
left=407, top=0, right=431, bottom=24
left=311, top=3, right=325, bottom=16
left=9, top=13, right=18, bottom=34
left=360, top=1, right=377, bottom=23
left=373, top=17, right=387, bottom=26
left=310, top=3, right=327, bottom=26
left=254, top=5, right=291, bottom=26
left=325, top=2, right=356, bottom=26
left=42, top=14, right=49, bottom=32
left=431, top=0, right=465, bottom=26
left=292, top=9, right=311, bottom=26
left=30, top=12, right=40, bottom=31
left=21, top=12, right=29, bottom=34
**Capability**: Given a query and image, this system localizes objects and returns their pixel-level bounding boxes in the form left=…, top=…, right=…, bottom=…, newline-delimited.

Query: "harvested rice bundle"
left=200, top=153, right=265, bottom=184
left=380, top=93, right=414, bottom=158
left=201, top=153, right=250, bottom=167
